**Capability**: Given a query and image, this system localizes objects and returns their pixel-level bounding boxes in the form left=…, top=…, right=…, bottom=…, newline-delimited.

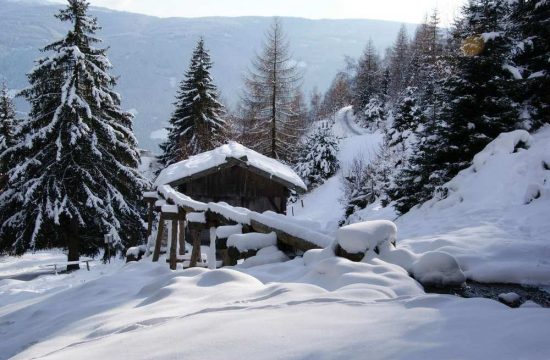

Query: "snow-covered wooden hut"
left=154, top=142, right=307, bottom=214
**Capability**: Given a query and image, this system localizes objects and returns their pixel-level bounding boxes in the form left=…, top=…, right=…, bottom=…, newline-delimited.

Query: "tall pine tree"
left=353, top=39, right=382, bottom=116
left=0, top=0, right=147, bottom=265
left=159, top=38, right=226, bottom=166
left=0, top=83, right=16, bottom=190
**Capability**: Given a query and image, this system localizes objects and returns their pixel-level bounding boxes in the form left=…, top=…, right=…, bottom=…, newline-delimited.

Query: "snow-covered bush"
left=294, top=124, right=339, bottom=189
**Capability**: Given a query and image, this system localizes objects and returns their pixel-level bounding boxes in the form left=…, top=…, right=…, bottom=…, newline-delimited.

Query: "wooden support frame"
left=169, top=220, right=179, bottom=270
left=152, top=213, right=165, bottom=262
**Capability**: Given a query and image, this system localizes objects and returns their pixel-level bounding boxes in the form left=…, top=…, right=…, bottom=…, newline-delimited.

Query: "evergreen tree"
left=362, top=96, right=386, bottom=130
left=390, top=0, right=519, bottom=214
left=386, top=87, right=426, bottom=155
left=294, top=124, right=339, bottom=188
left=509, top=0, right=550, bottom=129
left=159, top=38, right=226, bottom=166
left=0, top=0, right=147, bottom=265
left=239, top=18, right=304, bottom=162
left=353, top=39, right=382, bottom=115
left=0, top=83, right=16, bottom=190
left=388, top=25, right=411, bottom=100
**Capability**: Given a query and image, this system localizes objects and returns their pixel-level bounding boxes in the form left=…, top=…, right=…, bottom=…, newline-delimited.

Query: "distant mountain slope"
left=0, top=0, right=417, bottom=150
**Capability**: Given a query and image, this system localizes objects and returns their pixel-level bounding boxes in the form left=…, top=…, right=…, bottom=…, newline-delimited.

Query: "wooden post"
left=169, top=220, right=178, bottom=270
left=152, top=213, right=165, bottom=262
left=189, top=229, right=201, bottom=267
left=208, top=227, right=217, bottom=269
left=146, top=201, right=154, bottom=238
left=178, top=220, right=186, bottom=256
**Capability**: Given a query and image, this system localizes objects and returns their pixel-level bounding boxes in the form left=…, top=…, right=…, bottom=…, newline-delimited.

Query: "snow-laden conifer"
left=294, top=124, right=339, bottom=188
left=0, top=83, right=16, bottom=189
left=0, top=0, right=147, bottom=263
left=159, top=38, right=226, bottom=166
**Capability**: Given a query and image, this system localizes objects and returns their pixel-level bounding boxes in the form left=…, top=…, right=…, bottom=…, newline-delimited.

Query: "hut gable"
left=154, top=142, right=307, bottom=192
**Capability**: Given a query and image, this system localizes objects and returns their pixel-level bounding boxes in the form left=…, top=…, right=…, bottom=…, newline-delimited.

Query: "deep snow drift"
left=1, top=252, right=549, bottom=360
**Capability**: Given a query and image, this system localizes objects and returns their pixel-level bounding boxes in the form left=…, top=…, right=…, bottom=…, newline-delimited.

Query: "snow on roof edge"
left=154, top=142, right=307, bottom=191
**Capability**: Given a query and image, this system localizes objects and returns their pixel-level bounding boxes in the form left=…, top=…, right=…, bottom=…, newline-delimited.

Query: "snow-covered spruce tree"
left=294, top=124, right=339, bottom=188
left=159, top=38, right=226, bottom=166
left=408, top=9, right=446, bottom=123
left=386, top=87, right=426, bottom=158
left=390, top=0, right=519, bottom=214
left=508, top=0, right=550, bottom=129
left=0, top=83, right=16, bottom=190
left=362, top=96, right=386, bottom=130
left=0, top=0, right=147, bottom=265
left=239, top=18, right=304, bottom=162
left=352, top=39, right=382, bottom=116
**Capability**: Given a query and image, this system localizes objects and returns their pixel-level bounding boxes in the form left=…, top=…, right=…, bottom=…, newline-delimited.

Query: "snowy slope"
left=314, top=122, right=550, bottom=285
left=290, top=107, right=383, bottom=232
left=0, top=0, right=416, bottom=151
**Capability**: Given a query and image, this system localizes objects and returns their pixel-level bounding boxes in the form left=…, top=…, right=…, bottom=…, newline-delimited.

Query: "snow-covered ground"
left=1, top=251, right=549, bottom=360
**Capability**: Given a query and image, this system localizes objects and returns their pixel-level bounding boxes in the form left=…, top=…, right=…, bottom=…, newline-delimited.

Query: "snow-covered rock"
left=498, top=292, right=521, bottom=306
left=336, top=220, right=397, bottom=255
left=412, top=251, right=466, bottom=287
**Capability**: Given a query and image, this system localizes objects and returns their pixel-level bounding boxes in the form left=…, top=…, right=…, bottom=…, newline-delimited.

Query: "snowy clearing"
left=1, top=251, right=549, bottom=360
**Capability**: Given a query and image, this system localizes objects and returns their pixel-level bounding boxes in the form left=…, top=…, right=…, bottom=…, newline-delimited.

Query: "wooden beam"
left=152, top=213, right=166, bottom=262
left=169, top=219, right=179, bottom=270
left=250, top=219, right=320, bottom=252
left=146, top=201, right=154, bottom=238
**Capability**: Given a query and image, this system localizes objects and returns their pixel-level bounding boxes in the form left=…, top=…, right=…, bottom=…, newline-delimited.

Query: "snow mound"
left=227, top=232, right=277, bottom=252
left=239, top=246, right=289, bottom=268
left=412, top=251, right=466, bottom=287
left=336, top=220, right=397, bottom=254
left=471, top=130, right=531, bottom=171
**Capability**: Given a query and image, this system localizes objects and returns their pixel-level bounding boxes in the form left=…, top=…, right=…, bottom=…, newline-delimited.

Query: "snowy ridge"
left=355, top=127, right=550, bottom=285
left=154, top=142, right=307, bottom=191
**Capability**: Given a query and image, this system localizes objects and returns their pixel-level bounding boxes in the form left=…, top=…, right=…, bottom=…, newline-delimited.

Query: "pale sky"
left=69, top=0, right=466, bottom=26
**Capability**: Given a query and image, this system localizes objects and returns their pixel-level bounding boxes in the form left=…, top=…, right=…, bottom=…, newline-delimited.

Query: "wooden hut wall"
left=177, top=165, right=288, bottom=213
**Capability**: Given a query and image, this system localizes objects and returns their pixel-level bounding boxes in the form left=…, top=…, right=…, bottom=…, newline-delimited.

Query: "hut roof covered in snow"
left=154, top=142, right=307, bottom=192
